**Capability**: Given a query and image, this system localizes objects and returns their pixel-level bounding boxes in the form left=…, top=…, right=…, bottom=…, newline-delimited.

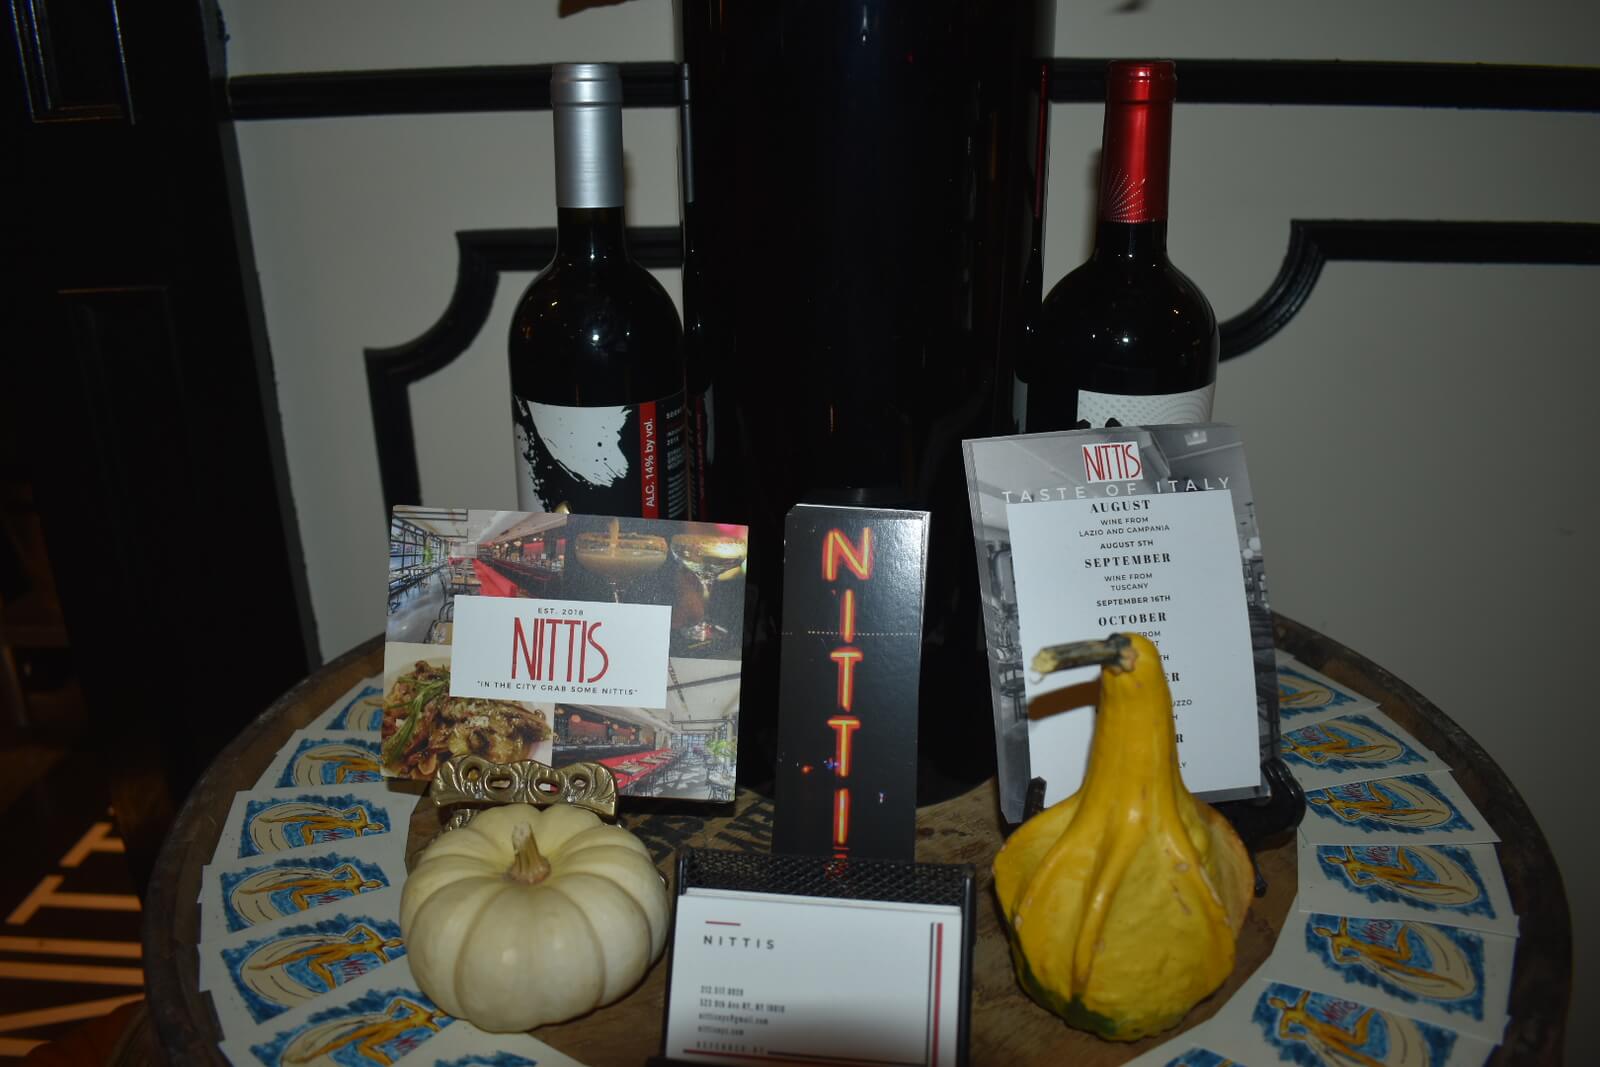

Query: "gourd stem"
left=508, top=827, right=552, bottom=885
left=1032, top=634, right=1132, bottom=675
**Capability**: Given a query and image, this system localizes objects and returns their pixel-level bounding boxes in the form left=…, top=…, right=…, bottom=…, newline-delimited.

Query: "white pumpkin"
left=400, top=802, right=669, bottom=1032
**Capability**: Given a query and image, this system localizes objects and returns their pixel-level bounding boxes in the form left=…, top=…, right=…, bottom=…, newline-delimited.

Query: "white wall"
left=222, top=1, right=1598, bottom=1057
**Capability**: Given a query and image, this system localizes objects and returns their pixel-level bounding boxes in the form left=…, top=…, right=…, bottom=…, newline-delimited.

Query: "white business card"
left=664, top=888, right=963, bottom=1066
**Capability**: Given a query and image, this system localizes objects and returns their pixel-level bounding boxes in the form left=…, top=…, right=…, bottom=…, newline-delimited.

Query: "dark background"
left=3, top=0, right=316, bottom=890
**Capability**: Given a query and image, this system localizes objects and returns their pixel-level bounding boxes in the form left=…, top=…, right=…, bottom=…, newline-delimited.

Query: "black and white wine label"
left=513, top=391, right=688, bottom=518
left=687, top=383, right=714, bottom=520
left=1075, top=383, right=1214, bottom=427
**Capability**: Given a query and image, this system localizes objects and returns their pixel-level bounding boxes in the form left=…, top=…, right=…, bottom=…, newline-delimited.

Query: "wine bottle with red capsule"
left=1019, top=59, right=1218, bottom=430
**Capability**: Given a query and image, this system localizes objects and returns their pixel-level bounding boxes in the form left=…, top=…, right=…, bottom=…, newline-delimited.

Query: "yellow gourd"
left=993, top=633, right=1253, bottom=1040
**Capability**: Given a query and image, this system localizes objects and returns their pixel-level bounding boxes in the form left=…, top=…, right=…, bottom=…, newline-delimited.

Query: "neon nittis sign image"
left=774, top=507, right=928, bottom=863
left=822, top=527, right=872, bottom=853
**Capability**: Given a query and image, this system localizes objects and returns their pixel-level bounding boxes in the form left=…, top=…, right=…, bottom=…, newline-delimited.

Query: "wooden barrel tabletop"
left=136, top=614, right=1569, bottom=1065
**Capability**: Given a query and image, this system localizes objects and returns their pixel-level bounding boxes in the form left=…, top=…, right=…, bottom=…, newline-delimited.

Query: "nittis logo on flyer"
left=1083, top=441, right=1142, bottom=483
left=449, top=594, right=671, bottom=708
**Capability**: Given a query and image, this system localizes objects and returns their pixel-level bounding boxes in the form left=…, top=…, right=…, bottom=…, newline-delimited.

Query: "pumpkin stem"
left=507, top=826, right=552, bottom=885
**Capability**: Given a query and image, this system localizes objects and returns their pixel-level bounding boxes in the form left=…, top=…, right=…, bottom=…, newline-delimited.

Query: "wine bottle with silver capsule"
left=509, top=63, right=688, bottom=517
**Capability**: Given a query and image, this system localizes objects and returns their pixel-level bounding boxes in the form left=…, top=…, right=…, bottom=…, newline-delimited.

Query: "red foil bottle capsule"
left=1099, top=60, right=1176, bottom=224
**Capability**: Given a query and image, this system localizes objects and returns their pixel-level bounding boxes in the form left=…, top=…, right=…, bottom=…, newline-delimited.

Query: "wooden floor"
left=0, top=750, right=144, bottom=1061
left=2, top=468, right=145, bottom=1059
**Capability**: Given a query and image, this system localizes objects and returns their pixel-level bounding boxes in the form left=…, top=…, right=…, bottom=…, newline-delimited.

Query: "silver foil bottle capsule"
left=551, top=62, right=625, bottom=210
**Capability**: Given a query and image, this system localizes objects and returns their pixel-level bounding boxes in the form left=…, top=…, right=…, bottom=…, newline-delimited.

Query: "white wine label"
left=1076, top=383, right=1214, bottom=428
left=513, top=392, right=688, bottom=518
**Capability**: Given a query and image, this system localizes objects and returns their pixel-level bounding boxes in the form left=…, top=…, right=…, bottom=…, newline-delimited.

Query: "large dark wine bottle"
left=1020, top=60, right=1218, bottom=431
left=679, top=1, right=1056, bottom=800
left=677, top=63, right=713, bottom=521
left=509, top=63, right=688, bottom=518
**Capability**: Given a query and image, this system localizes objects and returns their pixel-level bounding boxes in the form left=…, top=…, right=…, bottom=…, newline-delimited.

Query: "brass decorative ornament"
left=427, top=753, right=619, bottom=831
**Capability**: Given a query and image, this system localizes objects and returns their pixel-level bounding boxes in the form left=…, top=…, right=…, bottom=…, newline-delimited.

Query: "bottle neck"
left=552, top=93, right=627, bottom=263
left=1091, top=219, right=1169, bottom=262
left=1097, top=91, right=1173, bottom=226
left=556, top=206, right=629, bottom=263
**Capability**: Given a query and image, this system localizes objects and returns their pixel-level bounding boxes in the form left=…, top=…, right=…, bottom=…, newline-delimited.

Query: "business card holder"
left=648, top=846, right=977, bottom=1067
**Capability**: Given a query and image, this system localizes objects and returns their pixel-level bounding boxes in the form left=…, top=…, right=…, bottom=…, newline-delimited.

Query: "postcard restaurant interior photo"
left=385, top=508, right=743, bottom=802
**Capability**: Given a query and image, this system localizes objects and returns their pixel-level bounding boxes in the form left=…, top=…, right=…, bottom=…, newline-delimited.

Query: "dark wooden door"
left=2, top=0, right=316, bottom=890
